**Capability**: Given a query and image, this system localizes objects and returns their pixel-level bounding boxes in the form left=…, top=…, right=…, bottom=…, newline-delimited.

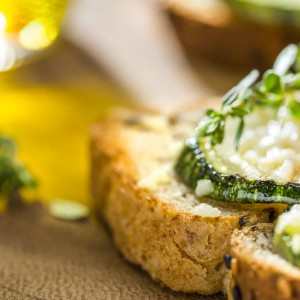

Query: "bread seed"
left=223, top=254, right=232, bottom=270
left=251, top=225, right=258, bottom=231
left=268, top=208, right=276, bottom=221
left=232, top=285, right=242, bottom=300
left=239, top=216, right=248, bottom=227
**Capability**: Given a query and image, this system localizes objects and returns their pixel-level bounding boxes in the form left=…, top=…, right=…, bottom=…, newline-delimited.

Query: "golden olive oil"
left=0, top=85, right=127, bottom=205
left=0, top=0, right=68, bottom=50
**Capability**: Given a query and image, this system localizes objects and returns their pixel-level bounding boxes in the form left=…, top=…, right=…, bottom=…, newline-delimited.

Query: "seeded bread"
left=226, top=223, right=300, bottom=300
left=90, top=104, right=285, bottom=294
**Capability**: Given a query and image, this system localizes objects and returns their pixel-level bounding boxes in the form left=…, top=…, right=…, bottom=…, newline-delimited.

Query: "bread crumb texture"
left=91, top=108, right=285, bottom=294
left=229, top=223, right=300, bottom=300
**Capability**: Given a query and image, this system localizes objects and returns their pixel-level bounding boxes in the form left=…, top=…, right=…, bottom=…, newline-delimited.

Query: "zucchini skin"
left=273, top=205, right=300, bottom=268
left=175, top=137, right=300, bottom=204
left=274, top=231, right=300, bottom=268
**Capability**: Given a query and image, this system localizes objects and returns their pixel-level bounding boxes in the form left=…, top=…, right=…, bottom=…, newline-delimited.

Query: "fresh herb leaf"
left=196, top=69, right=260, bottom=145
left=205, top=109, right=220, bottom=118
left=273, top=44, right=298, bottom=76
left=222, top=86, right=239, bottom=107
left=211, top=120, right=225, bottom=145
left=263, top=70, right=283, bottom=94
left=234, top=118, right=244, bottom=150
left=284, top=73, right=300, bottom=89
left=230, top=107, right=250, bottom=117
left=296, top=48, right=300, bottom=72
left=288, top=97, right=300, bottom=118
left=197, top=119, right=219, bottom=137
left=196, top=44, right=300, bottom=149
left=0, top=136, right=36, bottom=198
left=238, top=69, right=260, bottom=89
left=222, top=70, right=259, bottom=108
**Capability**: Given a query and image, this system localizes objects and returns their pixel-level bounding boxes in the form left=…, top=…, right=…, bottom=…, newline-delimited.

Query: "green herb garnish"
left=196, top=44, right=300, bottom=149
left=0, top=136, right=36, bottom=201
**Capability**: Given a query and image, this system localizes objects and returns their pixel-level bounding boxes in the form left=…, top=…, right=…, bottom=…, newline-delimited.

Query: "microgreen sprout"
left=196, top=44, right=300, bottom=149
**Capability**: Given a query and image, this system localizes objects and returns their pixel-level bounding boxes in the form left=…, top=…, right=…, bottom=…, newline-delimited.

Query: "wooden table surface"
left=0, top=39, right=246, bottom=299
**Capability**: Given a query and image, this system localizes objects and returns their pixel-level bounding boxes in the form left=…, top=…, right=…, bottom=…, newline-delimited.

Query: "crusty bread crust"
left=90, top=106, right=284, bottom=294
left=228, top=224, right=300, bottom=300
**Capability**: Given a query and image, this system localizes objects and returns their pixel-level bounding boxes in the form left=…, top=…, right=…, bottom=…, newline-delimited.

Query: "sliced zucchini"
left=274, top=205, right=300, bottom=267
left=175, top=136, right=300, bottom=204
left=175, top=44, right=300, bottom=205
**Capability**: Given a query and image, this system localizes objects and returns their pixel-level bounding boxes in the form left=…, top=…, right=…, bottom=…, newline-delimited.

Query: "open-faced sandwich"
left=91, top=44, right=300, bottom=296
left=226, top=206, right=300, bottom=300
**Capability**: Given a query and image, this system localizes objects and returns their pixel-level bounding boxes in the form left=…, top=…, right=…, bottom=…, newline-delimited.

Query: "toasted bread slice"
left=227, top=223, right=300, bottom=300
left=90, top=104, right=284, bottom=294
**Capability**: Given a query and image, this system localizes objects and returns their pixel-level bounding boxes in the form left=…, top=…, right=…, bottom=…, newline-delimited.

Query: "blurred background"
left=0, top=0, right=299, bottom=206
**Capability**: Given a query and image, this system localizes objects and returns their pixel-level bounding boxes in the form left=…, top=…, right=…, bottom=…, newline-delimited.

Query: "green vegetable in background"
left=0, top=135, right=36, bottom=209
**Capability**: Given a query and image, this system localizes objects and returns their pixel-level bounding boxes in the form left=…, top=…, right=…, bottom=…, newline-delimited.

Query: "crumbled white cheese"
left=191, top=203, right=221, bottom=217
left=243, top=150, right=258, bottom=165
left=270, top=160, right=294, bottom=184
left=167, top=140, right=183, bottom=158
left=275, top=205, right=300, bottom=234
left=195, top=179, right=214, bottom=197
left=259, top=135, right=275, bottom=148
left=214, top=107, right=300, bottom=184
left=229, top=154, right=261, bottom=180
left=268, top=120, right=282, bottom=136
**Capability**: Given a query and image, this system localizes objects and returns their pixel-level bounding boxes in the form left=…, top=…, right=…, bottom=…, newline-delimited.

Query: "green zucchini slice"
left=175, top=137, right=300, bottom=204
left=274, top=205, right=300, bottom=267
left=175, top=44, right=300, bottom=205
